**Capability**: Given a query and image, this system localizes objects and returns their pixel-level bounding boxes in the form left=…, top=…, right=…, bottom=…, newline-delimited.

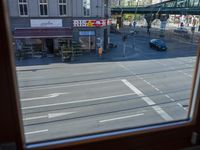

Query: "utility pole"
left=131, top=0, right=140, bottom=50
left=122, top=35, right=127, bottom=57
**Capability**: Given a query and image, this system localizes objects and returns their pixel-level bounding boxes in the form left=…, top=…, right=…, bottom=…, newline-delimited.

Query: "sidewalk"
left=15, top=34, right=139, bottom=68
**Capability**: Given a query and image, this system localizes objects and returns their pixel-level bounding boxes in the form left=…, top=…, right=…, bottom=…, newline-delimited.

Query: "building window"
left=18, top=0, right=28, bottom=16
left=83, top=0, right=90, bottom=16
left=59, top=0, right=67, bottom=16
left=39, top=0, right=48, bottom=16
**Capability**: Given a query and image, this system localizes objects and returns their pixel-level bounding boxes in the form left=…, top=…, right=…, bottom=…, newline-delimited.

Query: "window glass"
left=59, top=0, right=67, bottom=16
left=83, top=0, right=90, bottom=16
left=39, top=0, right=48, bottom=16
left=18, top=0, right=28, bottom=16
left=7, top=0, right=200, bottom=144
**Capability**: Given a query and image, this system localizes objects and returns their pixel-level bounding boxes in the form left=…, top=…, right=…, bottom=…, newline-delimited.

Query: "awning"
left=14, top=27, right=72, bottom=39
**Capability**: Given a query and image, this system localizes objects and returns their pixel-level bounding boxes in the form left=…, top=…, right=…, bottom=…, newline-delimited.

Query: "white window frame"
left=18, top=0, right=29, bottom=17
left=58, top=0, right=67, bottom=16
left=83, top=0, right=91, bottom=17
left=38, top=0, right=48, bottom=16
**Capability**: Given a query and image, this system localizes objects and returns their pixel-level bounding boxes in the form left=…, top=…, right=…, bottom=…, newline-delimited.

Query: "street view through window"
left=8, top=0, right=200, bottom=143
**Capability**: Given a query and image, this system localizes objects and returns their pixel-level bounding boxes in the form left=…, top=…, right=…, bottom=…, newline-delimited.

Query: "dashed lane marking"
left=99, top=113, right=144, bottom=123
left=121, top=79, right=173, bottom=121
left=25, top=129, right=48, bottom=135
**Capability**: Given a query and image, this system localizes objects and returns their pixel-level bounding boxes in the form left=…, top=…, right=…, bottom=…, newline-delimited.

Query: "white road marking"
left=22, top=93, right=136, bottom=110
left=23, top=115, right=47, bottom=121
left=142, top=97, right=156, bottom=105
left=121, top=79, right=144, bottom=97
left=99, top=113, right=144, bottom=123
left=23, top=112, right=75, bottom=121
left=143, top=80, right=151, bottom=86
left=20, top=79, right=119, bottom=92
left=48, top=112, right=74, bottom=119
left=154, top=87, right=160, bottom=91
left=121, top=79, right=173, bottom=121
left=165, top=95, right=170, bottom=99
left=177, top=103, right=183, bottom=108
left=151, top=84, right=160, bottom=91
left=177, top=103, right=188, bottom=111
left=170, top=98, right=175, bottom=101
left=152, top=106, right=173, bottom=121
left=118, top=62, right=189, bottom=113
left=21, top=93, right=69, bottom=102
left=25, top=129, right=48, bottom=135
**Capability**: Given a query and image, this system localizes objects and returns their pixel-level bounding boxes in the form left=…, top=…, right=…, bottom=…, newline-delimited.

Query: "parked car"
left=109, top=43, right=117, bottom=48
left=174, top=27, right=188, bottom=34
left=149, top=39, right=167, bottom=51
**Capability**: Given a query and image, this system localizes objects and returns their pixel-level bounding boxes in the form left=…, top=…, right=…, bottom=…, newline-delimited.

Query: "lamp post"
left=131, top=0, right=140, bottom=50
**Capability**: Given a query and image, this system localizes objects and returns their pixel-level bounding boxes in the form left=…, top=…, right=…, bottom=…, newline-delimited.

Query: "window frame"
left=18, top=0, right=29, bottom=17
left=83, top=0, right=91, bottom=17
left=38, top=0, right=48, bottom=16
left=58, top=0, right=67, bottom=16
left=1, top=1, right=200, bottom=150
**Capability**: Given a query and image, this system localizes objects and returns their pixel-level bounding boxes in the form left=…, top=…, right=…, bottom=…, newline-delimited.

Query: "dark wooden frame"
left=1, top=0, right=200, bottom=150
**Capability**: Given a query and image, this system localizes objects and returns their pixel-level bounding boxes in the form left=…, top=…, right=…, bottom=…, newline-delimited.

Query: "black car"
left=174, top=27, right=188, bottom=34
left=109, top=43, right=117, bottom=48
left=149, top=39, right=167, bottom=51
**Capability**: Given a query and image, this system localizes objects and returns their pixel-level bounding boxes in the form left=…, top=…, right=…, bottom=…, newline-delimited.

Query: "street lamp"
left=131, top=0, right=140, bottom=50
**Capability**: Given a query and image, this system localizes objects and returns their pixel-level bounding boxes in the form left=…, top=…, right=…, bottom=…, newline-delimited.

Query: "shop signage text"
left=73, top=19, right=112, bottom=27
left=31, top=19, right=63, bottom=27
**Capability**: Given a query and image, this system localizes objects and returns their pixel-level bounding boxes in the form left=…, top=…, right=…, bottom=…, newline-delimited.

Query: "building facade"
left=8, top=0, right=111, bottom=56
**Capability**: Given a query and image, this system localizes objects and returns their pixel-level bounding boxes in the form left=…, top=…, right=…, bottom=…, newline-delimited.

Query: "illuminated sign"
left=73, top=19, right=111, bottom=27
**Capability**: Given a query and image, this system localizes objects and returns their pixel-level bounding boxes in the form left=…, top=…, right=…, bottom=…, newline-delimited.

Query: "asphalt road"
left=16, top=33, right=197, bottom=143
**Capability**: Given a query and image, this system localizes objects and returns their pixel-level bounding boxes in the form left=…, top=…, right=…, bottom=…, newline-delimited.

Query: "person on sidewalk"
left=98, top=47, right=103, bottom=58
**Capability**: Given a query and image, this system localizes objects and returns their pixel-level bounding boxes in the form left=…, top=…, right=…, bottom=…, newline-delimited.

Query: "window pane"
left=59, top=5, right=63, bottom=15
left=44, top=5, right=47, bottom=15
left=40, top=5, right=43, bottom=15
left=19, top=5, right=23, bottom=15
left=7, top=0, right=200, bottom=144
left=24, top=5, right=28, bottom=15
left=63, top=5, right=66, bottom=15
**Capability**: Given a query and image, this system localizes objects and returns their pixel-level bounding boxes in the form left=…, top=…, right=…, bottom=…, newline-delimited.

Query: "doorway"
left=46, top=39, right=54, bottom=54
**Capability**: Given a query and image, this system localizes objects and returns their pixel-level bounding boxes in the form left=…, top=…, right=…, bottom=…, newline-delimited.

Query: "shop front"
left=73, top=19, right=111, bottom=53
left=79, top=31, right=96, bottom=52
left=13, top=19, right=72, bottom=59
left=14, top=27, right=72, bottom=58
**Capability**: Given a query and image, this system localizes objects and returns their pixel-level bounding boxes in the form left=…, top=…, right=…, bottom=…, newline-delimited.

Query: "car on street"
left=109, top=42, right=117, bottom=48
left=174, top=27, right=188, bottom=34
left=149, top=39, right=167, bottom=51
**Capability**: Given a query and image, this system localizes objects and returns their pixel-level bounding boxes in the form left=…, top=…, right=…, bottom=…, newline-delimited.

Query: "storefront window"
left=79, top=31, right=95, bottom=51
